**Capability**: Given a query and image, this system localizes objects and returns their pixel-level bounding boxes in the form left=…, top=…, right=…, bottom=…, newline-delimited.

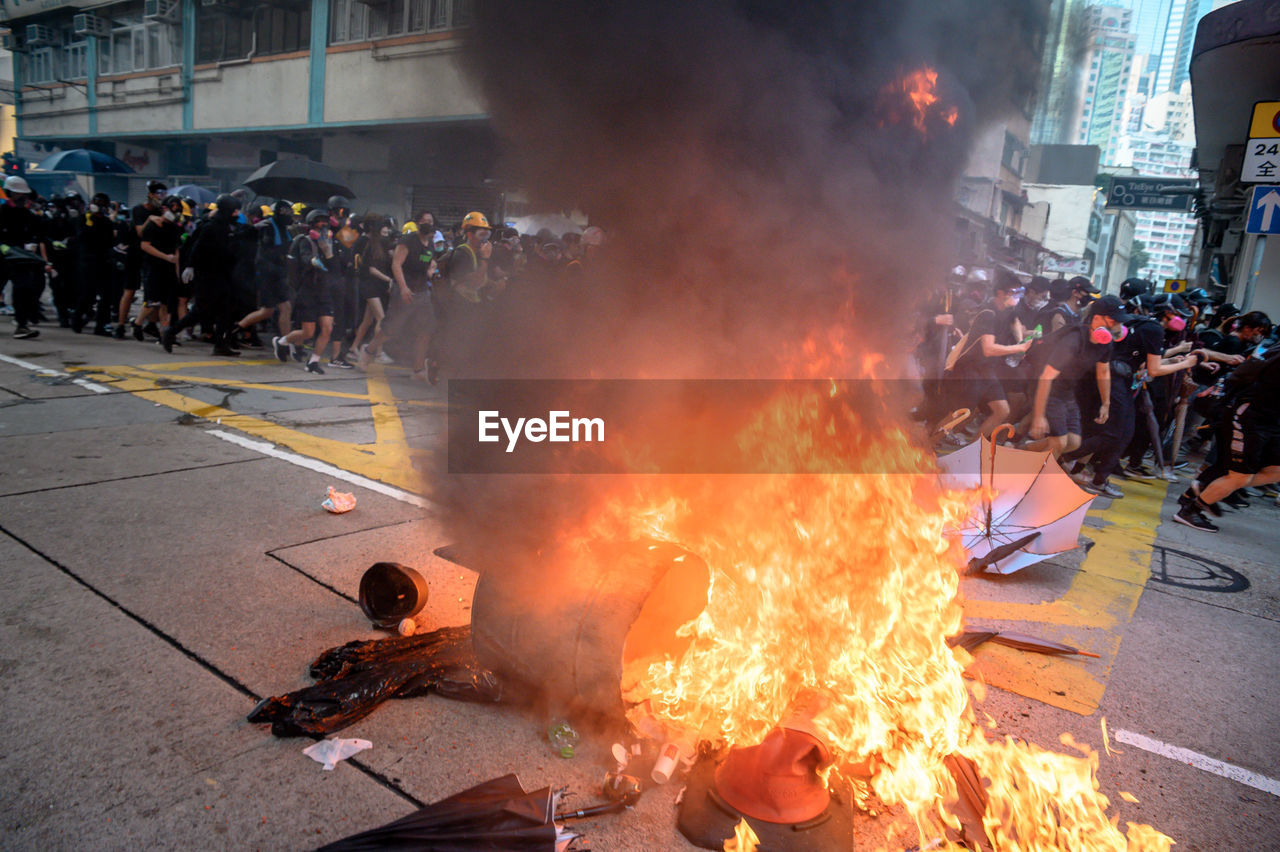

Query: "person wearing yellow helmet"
left=358, top=209, right=439, bottom=377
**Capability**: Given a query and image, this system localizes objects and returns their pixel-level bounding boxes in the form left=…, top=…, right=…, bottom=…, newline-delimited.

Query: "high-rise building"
left=1114, top=134, right=1198, bottom=280
left=1070, top=6, right=1135, bottom=164
left=1031, top=0, right=1089, bottom=145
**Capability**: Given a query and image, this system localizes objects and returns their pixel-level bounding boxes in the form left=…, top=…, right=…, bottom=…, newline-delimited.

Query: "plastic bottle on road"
left=548, top=721, right=579, bottom=759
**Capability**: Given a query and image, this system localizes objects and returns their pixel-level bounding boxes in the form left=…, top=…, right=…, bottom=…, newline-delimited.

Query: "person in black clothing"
left=162, top=194, right=240, bottom=356
left=358, top=210, right=442, bottom=379
left=45, top=194, right=80, bottom=328
left=349, top=216, right=396, bottom=362
left=73, top=192, right=119, bottom=334
left=274, top=208, right=336, bottom=374
left=137, top=196, right=184, bottom=336
left=1029, top=295, right=1122, bottom=461
left=1017, top=275, right=1051, bottom=331
left=1121, top=297, right=1198, bottom=479
left=0, top=176, right=52, bottom=339
left=234, top=200, right=295, bottom=347
left=1176, top=348, right=1280, bottom=531
left=227, top=200, right=261, bottom=347
left=948, top=274, right=1033, bottom=438
left=115, top=180, right=166, bottom=338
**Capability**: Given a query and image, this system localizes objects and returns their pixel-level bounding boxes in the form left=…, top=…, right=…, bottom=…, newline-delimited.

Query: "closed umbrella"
left=936, top=431, right=1094, bottom=574
left=33, top=149, right=134, bottom=174
left=241, top=158, right=354, bottom=203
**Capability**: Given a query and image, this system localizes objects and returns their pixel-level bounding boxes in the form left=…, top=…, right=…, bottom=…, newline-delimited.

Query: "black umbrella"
left=241, top=158, right=354, bottom=203
left=317, top=774, right=579, bottom=851
left=33, top=148, right=134, bottom=174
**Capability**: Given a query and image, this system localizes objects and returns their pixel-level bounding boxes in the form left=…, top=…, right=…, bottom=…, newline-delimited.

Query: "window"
left=195, top=3, right=310, bottom=62
left=98, top=20, right=179, bottom=75
left=24, top=47, right=58, bottom=85
left=330, top=0, right=472, bottom=45
left=63, top=41, right=88, bottom=79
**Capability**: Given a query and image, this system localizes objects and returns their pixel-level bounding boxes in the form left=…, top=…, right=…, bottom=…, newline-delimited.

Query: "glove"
left=181, top=267, right=195, bottom=284
left=0, top=244, right=9, bottom=255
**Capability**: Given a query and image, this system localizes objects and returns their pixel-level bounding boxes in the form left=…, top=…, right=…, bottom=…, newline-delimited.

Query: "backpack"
left=943, top=309, right=994, bottom=373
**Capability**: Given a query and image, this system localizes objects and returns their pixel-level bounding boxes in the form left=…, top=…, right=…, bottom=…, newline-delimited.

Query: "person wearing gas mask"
left=0, top=175, right=52, bottom=339
left=45, top=193, right=80, bottom=328
left=162, top=194, right=241, bottom=356
left=73, top=192, right=118, bottom=334
left=135, top=195, right=185, bottom=337
left=1028, top=296, right=1123, bottom=465
left=320, top=197, right=359, bottom=368
left=945, top=273, right=1033, bottom=439
left=116, top=180, right=167, bottom=339
left=358, top=209, right=444, bottom=380
left=273, top=208, right=336, bottom=374
left=1120, top=297, right=1198, bottom=480
left=239, top=200, right=295, bottom=352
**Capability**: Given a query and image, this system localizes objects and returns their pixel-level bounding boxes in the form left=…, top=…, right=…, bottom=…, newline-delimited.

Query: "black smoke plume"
left=429, top=0, right=1046, bottom=564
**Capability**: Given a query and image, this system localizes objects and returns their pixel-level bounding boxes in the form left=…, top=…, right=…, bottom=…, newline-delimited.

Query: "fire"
left=569, top=378, right=1170, bottom=849
left=883, top=66, right=960, bottom=134
left=724, top=819, right=760, bottom=852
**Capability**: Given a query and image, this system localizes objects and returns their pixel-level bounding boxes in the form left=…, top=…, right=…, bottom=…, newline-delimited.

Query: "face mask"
left=1167, top=316, right=1187, bottom=332
left=163, top=210, right=176, bottom=222
left=380, top=228, right=392, bottom=238
left=1028, top=295, right=1048, bottom=310
left=1091, top=323, right=1128, bottom=345
left=309, top=229, right=323, bottom=242
left=88, top=204, right=99, bottom=213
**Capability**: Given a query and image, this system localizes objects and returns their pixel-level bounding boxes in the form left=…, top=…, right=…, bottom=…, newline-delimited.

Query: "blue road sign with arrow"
left=1246, top=185, right=1280, bottom=235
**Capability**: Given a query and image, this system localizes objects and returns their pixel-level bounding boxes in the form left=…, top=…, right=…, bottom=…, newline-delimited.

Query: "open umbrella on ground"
left=32, top=149, right=134, bottom=174
left=936, top=428, right=1095, bottom=574
left=949, top=629, right=1101, bottom=658
left=241, top=158, right=353, bottom=203
left=512, top=213, right=583, bottom=238
left=167, top=184, right=217, bottom=205
left=317, top=774, right=580, bottom=851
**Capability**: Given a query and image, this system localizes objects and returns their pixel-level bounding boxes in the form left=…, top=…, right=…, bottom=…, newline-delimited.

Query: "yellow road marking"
left=962, top=479, right=1166, bottom=714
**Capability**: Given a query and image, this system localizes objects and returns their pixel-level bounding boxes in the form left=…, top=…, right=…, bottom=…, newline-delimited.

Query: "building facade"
left=0, top=0, right=497, bottom=219
left=1070, top=5, right=1134, bottom=164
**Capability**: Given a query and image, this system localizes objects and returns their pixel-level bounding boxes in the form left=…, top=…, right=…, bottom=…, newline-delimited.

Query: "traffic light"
left=1, top=152, right=26, bottom=176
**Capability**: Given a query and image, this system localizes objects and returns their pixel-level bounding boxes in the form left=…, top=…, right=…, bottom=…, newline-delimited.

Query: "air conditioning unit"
left=0, top=33, right=19, bottom=51
left=24, top=24, right=61, bottom=47
left=73, top=13, right=113, bottom=38
left=143, top=0, right=181, bottom=22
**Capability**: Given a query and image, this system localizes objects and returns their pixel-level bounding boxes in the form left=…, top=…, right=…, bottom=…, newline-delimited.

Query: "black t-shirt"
left=1044, top=326, right=1110, bottom=395
left=1119, top=318, right=1164, bottom=372
left=129, top=203, right=157, bottom=252
left=395, top=233, right=435, bottom=292
left=140, top=218, right=179, bottom=279
left=956, top=306, right=1017, bottom=372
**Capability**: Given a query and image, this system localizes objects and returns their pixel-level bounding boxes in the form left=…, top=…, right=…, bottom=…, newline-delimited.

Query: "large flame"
left=883, top=67, right=961, bottom=134
left=565, top=378, right=1169, bottom=850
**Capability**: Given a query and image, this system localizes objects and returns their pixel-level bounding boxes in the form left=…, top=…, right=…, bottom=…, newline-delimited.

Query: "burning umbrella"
left=241, top=158, right=354, bottom=203
left=950, top=630, right=1100, bottom=658
left=317, top=773, right=580, bottom=851
left=935, top=429, right=1094, bottom=574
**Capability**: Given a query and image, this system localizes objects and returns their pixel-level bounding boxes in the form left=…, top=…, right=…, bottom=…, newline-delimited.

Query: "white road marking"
left=205, top=429, right=431, bottom=509
left=1115, top=729, right=1280, bottom=797
left=0, top=352, right=112, bottom=394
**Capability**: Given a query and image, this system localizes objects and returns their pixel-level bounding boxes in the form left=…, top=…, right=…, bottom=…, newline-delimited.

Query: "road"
left=1, top=328, right=1277, bottom=850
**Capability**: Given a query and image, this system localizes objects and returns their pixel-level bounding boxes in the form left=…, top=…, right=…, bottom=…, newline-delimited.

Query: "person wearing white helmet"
left=0, top=175, right=53, bottom=339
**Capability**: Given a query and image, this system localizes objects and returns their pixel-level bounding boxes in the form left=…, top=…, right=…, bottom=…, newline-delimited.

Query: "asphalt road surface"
left=1, top=327, right=1277, bottom=850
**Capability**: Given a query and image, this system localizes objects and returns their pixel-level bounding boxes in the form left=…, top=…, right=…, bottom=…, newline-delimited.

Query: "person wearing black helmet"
left=274, top=208, right=336, bottom=374
left=114, top=179, right=167, bottom=339
left=1118, top=277, right=1151, bottom=304
left=236, top=199, right=295, bottom=354
left=162, top=193, right=241, bottom=356
left=135, top=195, right=185, bottom=338
left=45, top=192, right=80, bottom=328
left=74, top=192, right=118, bottom=334
left=1118, top=295, right=1199, bottom=480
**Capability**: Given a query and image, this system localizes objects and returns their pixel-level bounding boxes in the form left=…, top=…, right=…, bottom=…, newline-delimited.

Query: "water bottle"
left=548, top=721, right=579, bottom=759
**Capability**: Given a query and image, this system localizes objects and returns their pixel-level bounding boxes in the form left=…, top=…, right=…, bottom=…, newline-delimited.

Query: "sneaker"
left=1173, top=504, right=1219, bottom=532
left=1159, top=468, right=1179, bottom=483
left=305, top=360, right=325, bottom=375
left=1182, top=482, right=1223, bottom=517
left=375, top=351, right=394, bottom=365
left=161, top=327, right=176, bottom=353
left=272, top=336, right=290, bottom=363
left=143, top=322, right=161, bottom=339
left=243, top=334, right=265, bottom=349
left=1099, top=482, right=1124, bottom=499
left=1122, top=464, right=1155, bottom=480
left=131, top=322, right=145, bottom=341
left=291, top=345, right=308, bottom=364
left=0, top=304, right=12, bottom=315
left=328, top=358, right=355, bottom=370
left=211, top=345, right=241, bottom=357
left=112, top=324, right=127, bottom=340
left=13, top=326, right=38, bottom=339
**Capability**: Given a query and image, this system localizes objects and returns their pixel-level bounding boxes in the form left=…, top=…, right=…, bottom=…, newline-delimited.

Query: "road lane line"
left=1114, top=729, right=1280, bottom=797
left=206, top=428, right=431, bottom=509
left=0, top=352, right=112, bottom=393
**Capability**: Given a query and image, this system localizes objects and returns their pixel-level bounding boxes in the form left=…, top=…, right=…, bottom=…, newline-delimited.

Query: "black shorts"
left=958, top=366, right=1006, bottom=406
left=257, top=270, right=292, bottom=309
left=359, top=274, right=390, bottom=304
left=1225, top=406, right=1280, bottom=475
left=292, top=281, right=333, bottom=324
left=1045, top=392, right=1081, bottom=438
left=144, top=265, right=175, bottom=307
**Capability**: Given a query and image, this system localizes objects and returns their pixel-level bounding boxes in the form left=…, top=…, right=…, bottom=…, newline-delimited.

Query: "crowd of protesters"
left=0, top=174, right=601, bottom=382
left=916, top=267, right=1280, bottom=534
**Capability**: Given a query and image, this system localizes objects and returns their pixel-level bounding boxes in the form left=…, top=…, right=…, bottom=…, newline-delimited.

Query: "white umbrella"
left=936, top=434, right=1095, bottom=575
left=511, top=213, right=583, bottom=239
